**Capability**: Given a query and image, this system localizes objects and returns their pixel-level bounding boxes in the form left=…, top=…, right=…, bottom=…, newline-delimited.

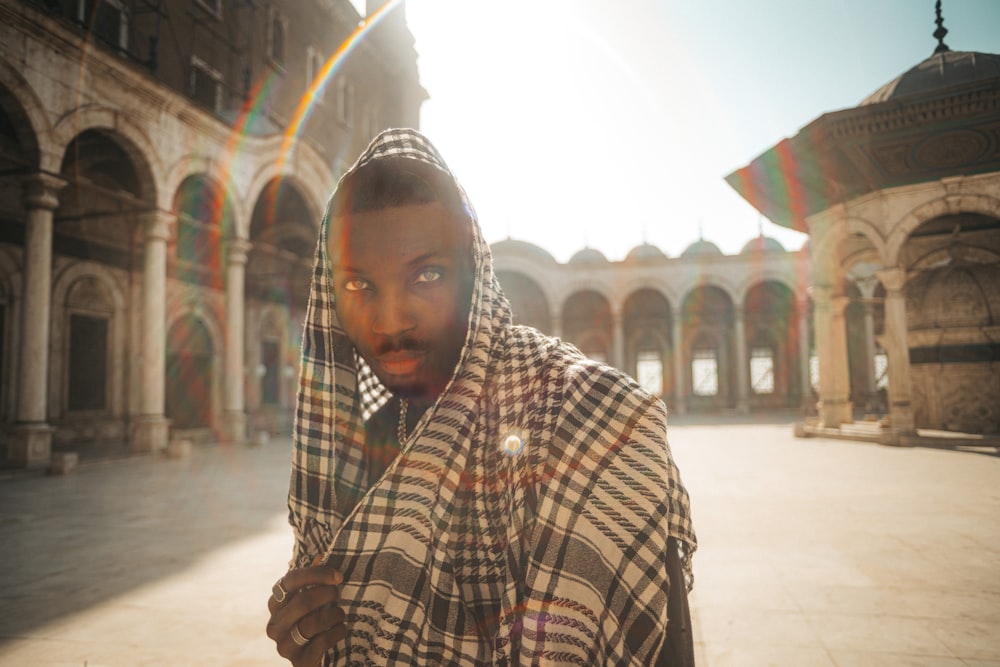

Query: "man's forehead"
left=328, top=203, right=473, bottom=259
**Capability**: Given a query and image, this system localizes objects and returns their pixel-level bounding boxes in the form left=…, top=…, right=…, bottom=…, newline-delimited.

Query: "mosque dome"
left=860, top=50, right=1000, bottom=106
left=568, top=247, right=610, bottom=265
left=490, top=239, right=557, bottom=265
left=680, top=239, right=723, bottom=258
left=625, top=242, right=668, bottom=262
left=739, top=236, right=786, bottom=254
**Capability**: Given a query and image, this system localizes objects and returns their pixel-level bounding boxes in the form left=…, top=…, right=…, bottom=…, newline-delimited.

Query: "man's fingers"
left=299, top=624, right=349, bottom=665
left=268, top=566, right=343, bottom=613
left=298, top=603, right=347, bottom=640
left=267, top=586, right=343, bottom=639
left=281, top=565, right=343, bottom=593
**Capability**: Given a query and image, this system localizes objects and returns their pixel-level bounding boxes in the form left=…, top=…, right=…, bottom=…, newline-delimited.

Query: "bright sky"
left=388, top=0, right=1000, bottom=262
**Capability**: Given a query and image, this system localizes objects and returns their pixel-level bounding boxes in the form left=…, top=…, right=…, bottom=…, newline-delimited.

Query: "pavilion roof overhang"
left=725, top=76, right=1000, bottom=232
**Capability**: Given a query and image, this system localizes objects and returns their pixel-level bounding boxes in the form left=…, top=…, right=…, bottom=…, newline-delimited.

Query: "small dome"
left=740, top=236, right=785, bottom=254
left=490, top=239, right=557, bottom=264
left=568, top=247, right=610, bottom=264
left=860, top=51, right=1000, bottom=106
left=625, top=242, right=668, bottom=262
left=681, top=239, right=723, bottom=258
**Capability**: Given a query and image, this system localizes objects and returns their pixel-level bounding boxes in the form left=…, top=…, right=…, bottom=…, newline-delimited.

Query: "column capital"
left=228, top=237, right=253, bottom=266
left=142, top=211, right=176, bottom=242
left=876, top=267, right=907, bottom=293
left=809, top=284, right=834, bottom=307
left=22, top=172, right=67, bottom=211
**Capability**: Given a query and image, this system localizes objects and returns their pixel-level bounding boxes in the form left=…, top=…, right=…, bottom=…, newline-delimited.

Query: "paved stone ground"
left=0, top=422, right=998, bottom=666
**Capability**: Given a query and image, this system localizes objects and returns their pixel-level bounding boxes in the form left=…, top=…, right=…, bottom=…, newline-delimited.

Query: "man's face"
left=329, top=202, right=473, bottom=400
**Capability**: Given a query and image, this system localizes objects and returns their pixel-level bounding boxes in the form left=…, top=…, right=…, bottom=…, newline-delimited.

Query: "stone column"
left=224, top=238, right=251, bottom=444
left=862, top=301, right=878, bottom=408
left=877, top=267, right=915, bottom=436
left=812, top=285, right=853, bottom=428
left=611, top=309, right=625, bottom=371
left=796, top=298, right=812, bottom=411
left=550, top=313, right=562, bottom=339
left=8, top=173, right=65, bottom=468
left=671, top=313, right=686, bottom=414
left=132, top=211, right=174, bottom=453
left=733, top=308, right=750, bottom=414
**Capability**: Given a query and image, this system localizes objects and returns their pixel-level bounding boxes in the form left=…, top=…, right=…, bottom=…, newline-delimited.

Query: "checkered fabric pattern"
left=288, top=128, right=697, bottom=665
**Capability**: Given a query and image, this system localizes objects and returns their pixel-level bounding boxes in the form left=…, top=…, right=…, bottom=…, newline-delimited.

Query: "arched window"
left=65, top=276, right=113, bottom=412
left=692, top=347, right=719, bottom=397
left=750, top=346, right=775, bottom=394
left=166, top=316, right=214, bottom=428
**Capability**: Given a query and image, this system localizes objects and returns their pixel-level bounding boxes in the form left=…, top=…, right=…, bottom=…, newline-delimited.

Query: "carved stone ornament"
left=913, top=129, right=989, bottom=170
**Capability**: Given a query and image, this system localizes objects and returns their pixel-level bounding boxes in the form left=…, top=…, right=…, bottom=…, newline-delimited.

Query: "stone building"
left=727, top=15, right=1000, bottom=438
left=0, top=0, right=425, bottom=467
left=491, top=237, right=817, bottom=416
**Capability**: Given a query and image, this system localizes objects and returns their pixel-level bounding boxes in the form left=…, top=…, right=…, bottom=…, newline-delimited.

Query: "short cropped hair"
left=329, top=157, right=471, bottom=224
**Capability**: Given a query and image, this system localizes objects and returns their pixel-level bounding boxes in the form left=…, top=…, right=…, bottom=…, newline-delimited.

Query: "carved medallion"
left=912, top=129, right=989, bottom=170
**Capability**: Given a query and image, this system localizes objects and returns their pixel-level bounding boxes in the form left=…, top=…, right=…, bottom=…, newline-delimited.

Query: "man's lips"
left=375, top=350, right=427, bottom=376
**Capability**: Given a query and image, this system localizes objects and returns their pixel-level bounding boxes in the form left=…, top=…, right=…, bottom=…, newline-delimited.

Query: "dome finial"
left=933, top=0, right=950, bottom=54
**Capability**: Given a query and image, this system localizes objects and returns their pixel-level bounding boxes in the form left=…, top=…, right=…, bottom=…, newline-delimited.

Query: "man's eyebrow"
left=404, top=250, right=447, bottom=267
left=330, top=262, right=363, bottom=274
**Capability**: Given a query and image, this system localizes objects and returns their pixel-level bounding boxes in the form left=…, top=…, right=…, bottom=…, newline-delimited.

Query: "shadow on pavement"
left=0, top=438, right=295, bottom=643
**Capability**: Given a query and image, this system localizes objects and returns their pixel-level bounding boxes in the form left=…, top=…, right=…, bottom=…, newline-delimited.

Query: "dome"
left=568, top=247, right=609, bottom=264
left=490, top=238, right=557, bottom=264
left=680, top=239, right=723, bottom=259
left=860, top=51, right=1000, bottom=106
left=625, top=242, right=668, bottom=262
left=740, top=236, right=785, bottom=254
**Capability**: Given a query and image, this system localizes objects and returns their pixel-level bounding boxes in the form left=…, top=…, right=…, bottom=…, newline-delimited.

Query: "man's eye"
left=415, top=269, right=442, bottom=284
left=343, top=278, right=369, bottom=292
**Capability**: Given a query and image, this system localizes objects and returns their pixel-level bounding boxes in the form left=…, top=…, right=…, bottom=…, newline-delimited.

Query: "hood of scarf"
left=290, top=128, right=508, bottom=549
left=288, top=128, right=697, bottom=664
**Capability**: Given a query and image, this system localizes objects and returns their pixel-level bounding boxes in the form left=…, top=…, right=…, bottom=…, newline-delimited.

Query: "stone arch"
left=681, top=284, right=736, bottom=410
left=561, top=289, right=613, bottom=362
left=674, top=275, right=739, bottom=310
left=53, top=107, right=162, bottom=203
left=845, top=215, right=889, bottom=265
left=622, top=287, right=673, bottom=398
left=490, top=255, right=557, bottom=316
left=171, top=173, right=239, bottom=289
left=735, top=270, right=800, bottom=307
left=164, top=154, right=248, bottom=237
left=248, top=177, right=317, bottom=254
left=56, top=127, right=158, bottom=265
left=0, top=57, right=54, bottom=170
left=887, top=193, right=1000, bottom=267
left=617, top=276, right=680, bottom=311
left=245, top=163, right=326, bottom=236
left=48, top=262, right=128, bottom=437
left=494, top=270, right=551, bottom=333
left=553, top=279, right=614, bottom=314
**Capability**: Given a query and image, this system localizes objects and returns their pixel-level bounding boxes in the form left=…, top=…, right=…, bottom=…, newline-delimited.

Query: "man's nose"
left=372, top=289, right=416, bottom=336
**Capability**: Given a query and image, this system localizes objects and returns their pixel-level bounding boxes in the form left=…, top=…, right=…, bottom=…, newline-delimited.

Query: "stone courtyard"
left=0, top=421, right=998, bottom=666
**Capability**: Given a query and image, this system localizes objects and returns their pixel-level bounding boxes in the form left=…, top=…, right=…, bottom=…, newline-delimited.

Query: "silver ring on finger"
left=272, top=579, right=289, bottom=604
left=290, top=622, right=310, bottom=647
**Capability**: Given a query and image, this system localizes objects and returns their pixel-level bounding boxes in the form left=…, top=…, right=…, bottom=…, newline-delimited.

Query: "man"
left=266, top=129, right=697, bottom=666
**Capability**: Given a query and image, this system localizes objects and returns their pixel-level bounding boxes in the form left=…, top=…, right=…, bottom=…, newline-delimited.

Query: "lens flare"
left=502, top=432, right=524, bottom=456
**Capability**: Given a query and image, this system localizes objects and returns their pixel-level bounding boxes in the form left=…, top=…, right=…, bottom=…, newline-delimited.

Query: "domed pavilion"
left=726, top=6, right=1000, bottom=439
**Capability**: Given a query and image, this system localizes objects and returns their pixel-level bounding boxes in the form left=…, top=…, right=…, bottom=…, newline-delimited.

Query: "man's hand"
left=266, top=562, right=347, bottom=666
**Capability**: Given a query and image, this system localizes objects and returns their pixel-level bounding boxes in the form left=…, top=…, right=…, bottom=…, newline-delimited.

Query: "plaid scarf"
left=288, top=128, right=696, bottom=665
